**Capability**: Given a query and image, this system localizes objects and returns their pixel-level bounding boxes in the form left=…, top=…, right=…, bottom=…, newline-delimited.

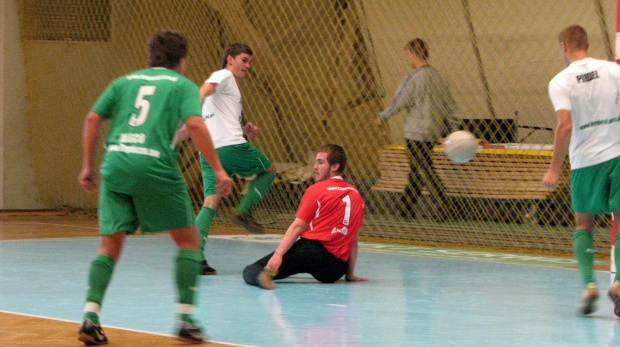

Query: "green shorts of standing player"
left=196, top=142, right=276, bottom=275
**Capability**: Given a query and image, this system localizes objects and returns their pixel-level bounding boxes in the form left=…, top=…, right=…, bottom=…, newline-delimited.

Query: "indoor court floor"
left=1, top=216, right=619, bottom=346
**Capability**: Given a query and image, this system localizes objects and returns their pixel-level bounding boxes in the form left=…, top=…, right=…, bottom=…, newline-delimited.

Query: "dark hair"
left=317, top=144, right=347, bottom=174
left=405, top=38, right=429, bottom=60
left=559, top=25, right=588, bottom=51
left=147, top=30, right=188, bottom=69
left=221, top=43, right=253, bottom=69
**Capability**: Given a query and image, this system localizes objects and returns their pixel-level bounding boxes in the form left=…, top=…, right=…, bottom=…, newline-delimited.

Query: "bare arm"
left=266, top=218, right=308, bottom=272
left=199, top=82, right=217, bottom=103
left=184, top=116, right=232, bottom=197
left=175, top=81, right=219, bottom=141
left=78, top=111, right=104, bottom=192
left=177, top=83, right=217, bottom=141
left=346, top=235, right=368, bottom=282
left=543, top=109, right=572, bottom=189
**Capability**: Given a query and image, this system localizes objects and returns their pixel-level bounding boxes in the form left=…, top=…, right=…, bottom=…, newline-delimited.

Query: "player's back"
left=550, top=58, right=620, bottom=168
left=94, top=67, right=202, bottom=192
left=300, top=178, right=364, bottom=261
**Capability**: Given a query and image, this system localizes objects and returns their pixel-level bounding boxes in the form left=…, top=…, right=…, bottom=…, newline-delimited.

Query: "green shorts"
left=98, top=180, right=195, bottom=234
left=200, top=142, right=272, bottom=196
left=571, top=155, right=620, bottom=213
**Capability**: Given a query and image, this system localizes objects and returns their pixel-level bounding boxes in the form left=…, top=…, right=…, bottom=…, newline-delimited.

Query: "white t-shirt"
left=548, top=57, right=620, bottom=169
left=202, top=69, right=246, bottom=148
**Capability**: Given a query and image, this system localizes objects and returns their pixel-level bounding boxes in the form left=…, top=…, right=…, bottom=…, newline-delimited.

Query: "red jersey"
left=296, top=177, right=364, bottom=261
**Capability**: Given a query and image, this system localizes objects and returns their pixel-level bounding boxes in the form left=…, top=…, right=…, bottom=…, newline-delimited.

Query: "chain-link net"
left=17, top=0, right=615, bottom=254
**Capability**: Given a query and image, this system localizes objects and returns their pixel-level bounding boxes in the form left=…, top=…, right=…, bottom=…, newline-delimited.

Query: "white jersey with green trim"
left=202, top=69, right=247, bottom=148
left=549, top=57, right=620, bottom=169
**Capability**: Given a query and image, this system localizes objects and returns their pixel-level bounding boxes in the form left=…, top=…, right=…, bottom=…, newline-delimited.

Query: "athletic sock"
left=238, top=172, right=275, bottom=215
left=84, top=255, right=116, bottom=323
left=178, top=313, right=195, bottom=324
left=84, top=311, right=100, bottom=325
left=195, top=207, right=216, bottom=254
left=176, top=249, right=202, bottom=305
left=574, top=229, right=595, bottom=285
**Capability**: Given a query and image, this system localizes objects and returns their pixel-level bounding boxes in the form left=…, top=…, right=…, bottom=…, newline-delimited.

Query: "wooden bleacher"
left=372, top=144, right=570, bottom=201
left=371, top=145, right=410, bottom=193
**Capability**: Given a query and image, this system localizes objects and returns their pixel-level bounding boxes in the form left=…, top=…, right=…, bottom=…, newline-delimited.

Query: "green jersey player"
left=77, top=30, right=232, bottom=345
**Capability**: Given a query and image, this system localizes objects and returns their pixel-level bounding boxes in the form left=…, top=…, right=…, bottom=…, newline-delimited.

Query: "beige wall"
left=363, top=0, right=616, bottom=144
left=1, top=0, right=43, bottom=209
left=23, top=41, right=113, bottom=209
left=8, top=0, right=619, bottom=210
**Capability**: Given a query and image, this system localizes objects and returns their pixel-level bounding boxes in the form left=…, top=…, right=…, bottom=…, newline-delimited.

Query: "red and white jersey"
left=297, top=177, right=364, bottom=261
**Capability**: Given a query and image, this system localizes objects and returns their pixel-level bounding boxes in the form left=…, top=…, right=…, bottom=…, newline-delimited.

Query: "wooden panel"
left=433, top=147, right=569, bottom=199
left=372, top=145, right=570, bottom=200
left=372, top=147, right=409, bottom=193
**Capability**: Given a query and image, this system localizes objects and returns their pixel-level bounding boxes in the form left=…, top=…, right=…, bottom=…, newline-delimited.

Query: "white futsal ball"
left=443, top=130, right=478, bottom=163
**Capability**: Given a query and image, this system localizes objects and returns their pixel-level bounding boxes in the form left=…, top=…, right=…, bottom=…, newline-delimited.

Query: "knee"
left=243, top=263, right=262, bottom=285
left=99, top=233, right=125, bottom=260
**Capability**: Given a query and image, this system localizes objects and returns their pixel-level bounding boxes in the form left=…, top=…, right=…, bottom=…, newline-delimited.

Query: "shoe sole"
left=78, top=333, right=108, bottom=346
left=231, top=215, right=265, bottom=234
left=609, top=291, right=620, bottom=317
left=175, top=336, right=204, bottom=344
left=201, top=266, right=217, bottom=275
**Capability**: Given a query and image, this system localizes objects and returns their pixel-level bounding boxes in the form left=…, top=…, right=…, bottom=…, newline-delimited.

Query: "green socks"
left=176, top=249, right=202, bottom=305
left=83, top=250, right=201, bottom=324
left=238, top=172, right=275, bottom=215
left=195, top=207, right=216, bottom=253
left=84, top=254, right=116, bottom=323
left=574, top=229, right=595, bottom=285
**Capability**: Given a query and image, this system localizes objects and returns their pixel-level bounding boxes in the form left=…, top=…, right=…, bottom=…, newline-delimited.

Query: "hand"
left=78, top=168, right=98, bottom=192
left=374, top=116, right=383, bottom=126
left=214, top=171, right=233, bottom=197
left=345, top=274, right=368, bottom=282
left=542, top=170, right=559, bottom=190
left=178, top=125, right=190, bottom=141
left=266, top=253, right=283, bottom=273
left=243, top=122, right=260, bottom=138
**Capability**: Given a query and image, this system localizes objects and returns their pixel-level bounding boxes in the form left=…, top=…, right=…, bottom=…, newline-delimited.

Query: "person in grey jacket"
left=374, top=38, right=459, bottom=218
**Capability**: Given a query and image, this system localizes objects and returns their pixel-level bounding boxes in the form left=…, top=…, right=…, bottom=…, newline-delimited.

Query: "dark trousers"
left=402, top=140, right=447, bottom=216
left=243, top=238, right=348, bottom=286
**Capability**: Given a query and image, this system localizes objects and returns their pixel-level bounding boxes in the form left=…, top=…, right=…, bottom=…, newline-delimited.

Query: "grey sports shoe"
left=78, top=319, right=108, bottom=345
